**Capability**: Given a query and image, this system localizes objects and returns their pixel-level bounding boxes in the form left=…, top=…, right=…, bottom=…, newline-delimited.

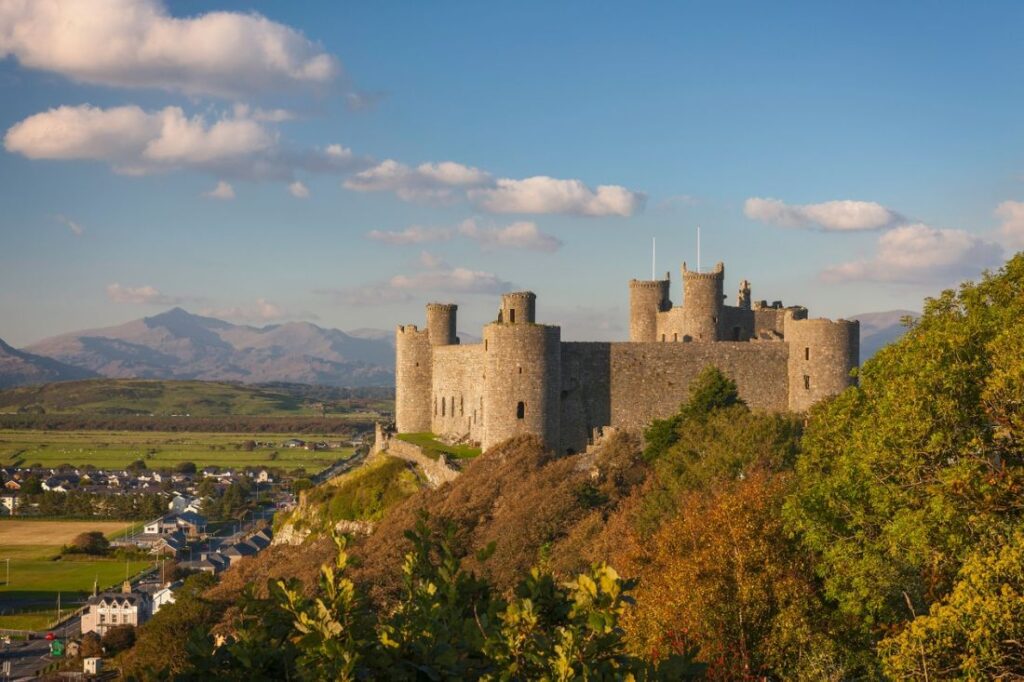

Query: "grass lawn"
left=0, top=429, right=354, bottom=473
left=0, top=519, right=155, bottom=630
left=396, top=433, right=481, bottom=460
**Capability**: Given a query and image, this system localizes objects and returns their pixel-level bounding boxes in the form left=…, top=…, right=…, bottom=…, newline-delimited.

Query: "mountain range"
left=19, top=308, right=396, bottom=388
left=0, top=308, right=918, bottom=389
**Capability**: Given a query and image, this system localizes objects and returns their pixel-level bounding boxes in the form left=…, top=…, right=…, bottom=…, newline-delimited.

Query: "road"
left=2, top=611, right=82, bottom=680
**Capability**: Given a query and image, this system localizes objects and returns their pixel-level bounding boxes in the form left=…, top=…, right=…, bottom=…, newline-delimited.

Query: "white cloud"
left=5, top=104, right=272, bottom=171
left=389, top=267, right=513, bottom=294
left=457, top=219, right=562, bottom=252
left=106, top=283, right=185, bottom=305
left=821, top=223, right=1004, bottom=283
left=470, top=176, right=645, bottom=217
left=55, top=214, right=84, bottom=236
left=744, top=197, right=905, bottom=231
left=288, top=181, right=310, bottom=199
left=995, top=200, right=1024, bottom=249
left=366, top=225, right=454, bottom=245
left=232, top=103, right=295, bottom=123
left=201, top=298, right=313, bottom=322
left=0, top=0, right=339, bottom=98
left=203, top=181, right=235, bottom=200
left=345, top=159, right=491, bottom=203
left=4, top=104, right=367, bottom=181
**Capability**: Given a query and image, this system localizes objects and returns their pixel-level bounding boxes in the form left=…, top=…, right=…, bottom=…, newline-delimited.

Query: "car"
left=44, top=632, right=55, bottom=641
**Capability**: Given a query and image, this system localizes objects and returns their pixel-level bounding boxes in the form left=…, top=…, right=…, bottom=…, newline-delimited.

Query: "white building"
left=80, top=582, right=152, bottom=636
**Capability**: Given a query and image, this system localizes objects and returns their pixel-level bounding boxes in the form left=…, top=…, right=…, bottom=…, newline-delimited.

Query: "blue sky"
left=2, top=0, right=1023, bottom=346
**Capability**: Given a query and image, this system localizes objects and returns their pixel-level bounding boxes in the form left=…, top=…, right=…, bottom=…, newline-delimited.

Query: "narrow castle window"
left=673, top=333, right=678, bottom=342
left=485, top=340, right=488, bottom=350
left=518, top=366, right=522, bottom=374
left=460, top=396, right=464, bottom=415
left=805, top=347, right=810, bottom=360
left=733, top=327, right=741, bottom=341
left=661, top=334, right=666, bottom=342
left=803, top=375, right=811, bottom=390
left=509, top=308, right=516, bottom=323
left=441, top=398, right=446, bottom=416
left=434, top=397, right=437, bottom=416
left=516, top=401, right=525, bottom=419
left=450, top=396, right=455, bottom=416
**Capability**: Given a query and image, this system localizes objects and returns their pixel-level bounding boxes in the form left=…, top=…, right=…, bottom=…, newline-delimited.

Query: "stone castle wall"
left=785, top=316, right=859, bottom=411
left=560, top=341, right=789, bottom=453
left=431, top=344, right=485, bottom=442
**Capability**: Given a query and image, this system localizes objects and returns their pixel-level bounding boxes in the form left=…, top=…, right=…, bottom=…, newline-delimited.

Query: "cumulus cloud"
left=203, top=181, right=235, bottom=200
left=106, top=283, right=186, bottom=305
left=470, top=176, right=645, bottom=217
left=201, top=298, right=314, bottom=322
left=744, top=197, right=906, bottom=231
left=0, top=0, right=339, bottom=98
left=418, top=251, right=446, bottom=269
left=457, top=219, right=562, bottom=252
left=821, top=224, right=1004, bottom=283
left=288, top=181, right=310, bottom=199
left=995, top=200, right=1024, bottom=249
left=366, top=225, right=454, bottom=245
left=3, top=104, right=368, bottom=181
left=345, top=160, right=491, bottom=203
left=55, top=214, right=84, bottom=236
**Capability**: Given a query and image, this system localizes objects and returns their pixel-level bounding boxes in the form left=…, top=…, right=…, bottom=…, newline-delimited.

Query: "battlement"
left=393, top=257, right=859, bottom=455
left=629, top=279, right=670, bottom=289
left=681, top=261, right=725, bottom=280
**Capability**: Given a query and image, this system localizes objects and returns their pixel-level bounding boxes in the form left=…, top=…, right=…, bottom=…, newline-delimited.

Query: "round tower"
left=499, top=291, right=536, bottom=325
left=785, top=316, right=860, bottom=412
left=426, top=303, right=458, bottom=346
left=629, top=277, right=670, bottom=342
left=395, top=325, right=432, bottom=433
left=482, top=322, right=561, bottom=451
left=682, top=261, right=725, bottom=341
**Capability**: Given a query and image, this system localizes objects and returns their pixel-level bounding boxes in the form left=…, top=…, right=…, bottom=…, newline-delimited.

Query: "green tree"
left=101, top=625, right=136, bottom=654
left=786, top=254, right=1024, bottom=635
left=879, top=530, right=1024, bottom=680
left=68, top=531, right=110, bottom=555
left=643, top=365, right=743, bottom=461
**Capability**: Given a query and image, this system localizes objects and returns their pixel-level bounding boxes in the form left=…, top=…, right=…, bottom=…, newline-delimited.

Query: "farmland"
left=0, top=430, right=354, bottom=473
left=0, top=520, right=154, bottom=631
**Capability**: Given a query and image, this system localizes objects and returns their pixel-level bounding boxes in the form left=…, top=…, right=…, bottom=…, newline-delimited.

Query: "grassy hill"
left=0, top=379, right=391, bottom=418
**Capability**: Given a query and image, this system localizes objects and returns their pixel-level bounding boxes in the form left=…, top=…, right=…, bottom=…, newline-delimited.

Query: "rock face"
left=850, top=310, right=919, bottom=361
left=24, top=308, right=395, bottom=387
left=0, top=337, right=98, bottom=388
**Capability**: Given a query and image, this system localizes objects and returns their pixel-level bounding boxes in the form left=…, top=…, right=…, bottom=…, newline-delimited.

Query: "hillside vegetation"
left=120, top=254, right=1024, bottom=680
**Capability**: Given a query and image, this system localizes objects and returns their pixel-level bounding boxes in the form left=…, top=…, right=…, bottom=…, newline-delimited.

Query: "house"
left=4, top=479, right=20, bottom=491
left=150, top=530, right=186, bottom=558
left=80, top=582, right=152, bottom=636
left=83, top=658, right=103, bottom=675
left=174, top=511, right=207, bottom=537
left=151, top=582, right=180, bottom=614
left=283, top=439, right=305, bottom=448
left=252, top=469, right=274, bottom=484
left=168, top=494, right=198, bottom=514
left=144, top=516, right=179, bottom=535
left=42, top=474, right=79, bottom=492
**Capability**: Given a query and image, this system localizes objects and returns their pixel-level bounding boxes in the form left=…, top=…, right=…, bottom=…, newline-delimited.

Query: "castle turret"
left=628, top=276, right=671, bottom=342
left=483, top=295, right=560, bottom=450
left=682, top=261, right=725, bottom=341
left=785, top=315, right=859, bottom=411
left=499, top=291, right=536, bottom=324
left=395, top=324, right=432, bottom=433
left=426, top=303, right=458, bottom=346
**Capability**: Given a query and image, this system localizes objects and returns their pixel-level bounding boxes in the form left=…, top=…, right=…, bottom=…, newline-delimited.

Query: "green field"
left=0, top=379, right=392, bottom=418
left=0, top=520, right=155, bottom=631
left=0, top=429, right=354, bottom=472
left=396, top=432, right=481, bottom=460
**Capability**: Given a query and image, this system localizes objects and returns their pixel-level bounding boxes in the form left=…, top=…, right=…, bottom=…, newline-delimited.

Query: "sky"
left=1, top=0, right=1023, bottom=347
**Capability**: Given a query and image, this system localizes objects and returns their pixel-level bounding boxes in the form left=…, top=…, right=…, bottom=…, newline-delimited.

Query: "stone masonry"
left=395, top=259, right=859, bottom=454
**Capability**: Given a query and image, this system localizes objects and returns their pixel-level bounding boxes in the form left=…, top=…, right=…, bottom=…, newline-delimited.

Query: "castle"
left=395, top=260, right=859, bottom=454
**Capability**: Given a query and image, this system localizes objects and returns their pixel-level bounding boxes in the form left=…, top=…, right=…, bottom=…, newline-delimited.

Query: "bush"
left=67, top=531, right=110, bottom=555
left=101, top=625, right=136, bottom=654
left=175, top=461, right=197, bottom=474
